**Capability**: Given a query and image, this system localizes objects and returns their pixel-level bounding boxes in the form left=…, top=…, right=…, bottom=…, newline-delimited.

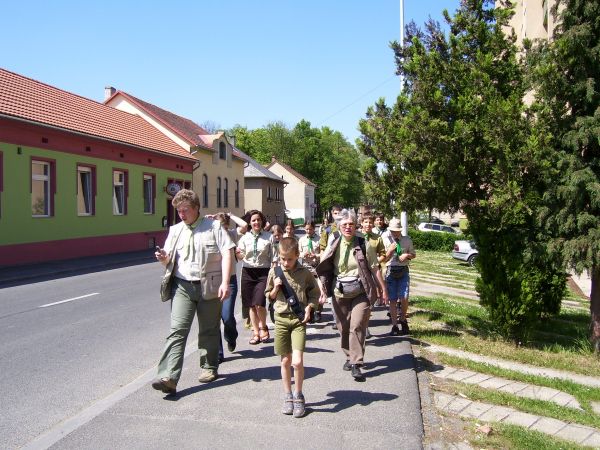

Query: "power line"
left=316, top=75, right=397, bottom=127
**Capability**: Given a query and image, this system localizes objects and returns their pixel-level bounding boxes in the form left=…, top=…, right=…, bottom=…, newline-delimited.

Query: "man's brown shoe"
left=151, top=377, right=176, bottom=395
left=198, top=369, right=218, bottom=383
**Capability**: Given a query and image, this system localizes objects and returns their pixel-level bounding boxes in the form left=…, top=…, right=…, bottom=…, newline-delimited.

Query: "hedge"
left=407, top=229, right=460, bottom=251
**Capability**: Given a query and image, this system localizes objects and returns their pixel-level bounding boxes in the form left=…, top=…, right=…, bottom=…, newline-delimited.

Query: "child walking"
left=265, top=237, right=324, bottom=418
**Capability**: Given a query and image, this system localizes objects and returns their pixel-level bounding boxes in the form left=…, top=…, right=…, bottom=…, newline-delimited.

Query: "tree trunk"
left=590, top=265, right=600, bottom=354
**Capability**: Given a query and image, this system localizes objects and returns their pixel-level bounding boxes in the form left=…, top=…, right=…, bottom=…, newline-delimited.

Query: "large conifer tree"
left=529, top=0, right=600, bottom=351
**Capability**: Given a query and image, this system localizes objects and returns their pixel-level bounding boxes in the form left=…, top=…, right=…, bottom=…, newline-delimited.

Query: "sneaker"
left=282, top=392, right=294, bottom=415
left=198, top=369, right=218, bottom=383
left=314, top=311, right=322, bottom=323
left=400, top=320, right=410, bottom=335
left=390, top=325, right=401, bottom=336
left=293, top=392, right=306, bottom=418
left=151, top=377, right=176, bottom=395
left=351, top=365, right=365, bottom=381
left=343, top=360, right=352, bottom=371
left=365, top=327, right=372, bottom=339
left=227, top=341, right=236, bottom=352
left=218, top=354, right=225, bottom=363
left=332, top=323, right=338, bottom=330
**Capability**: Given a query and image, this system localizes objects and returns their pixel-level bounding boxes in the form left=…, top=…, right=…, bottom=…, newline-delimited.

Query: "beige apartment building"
left=500, top=0, right=558, bottom=45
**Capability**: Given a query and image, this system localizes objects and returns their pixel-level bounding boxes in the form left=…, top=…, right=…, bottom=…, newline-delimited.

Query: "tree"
left=528, top=0, right=600, bottom=352
left=229, top=121, right=364, bottom=215
left=358, top=0, right=565, bottom=342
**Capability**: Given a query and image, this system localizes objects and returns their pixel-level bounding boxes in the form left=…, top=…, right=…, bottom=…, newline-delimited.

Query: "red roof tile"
left=107, top=91, right=212, bottom=150
left=0, top=68, right=193, bottom=159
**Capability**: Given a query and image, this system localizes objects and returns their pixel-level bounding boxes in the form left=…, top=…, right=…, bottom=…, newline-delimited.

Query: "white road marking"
left=39, top=293, right=99, bottom=308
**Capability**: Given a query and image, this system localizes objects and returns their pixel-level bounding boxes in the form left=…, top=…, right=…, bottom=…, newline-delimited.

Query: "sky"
left=1, top=0, right=461, bottom=144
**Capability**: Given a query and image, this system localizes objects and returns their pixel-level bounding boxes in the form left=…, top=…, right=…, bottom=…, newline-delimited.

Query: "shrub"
left=409, top=229, right=458, bottom=251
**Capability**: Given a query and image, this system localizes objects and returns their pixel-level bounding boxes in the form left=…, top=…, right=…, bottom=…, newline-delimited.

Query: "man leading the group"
left=152, top=189, right=235, bottom=395
left=381, top=218, right=416, bottom=336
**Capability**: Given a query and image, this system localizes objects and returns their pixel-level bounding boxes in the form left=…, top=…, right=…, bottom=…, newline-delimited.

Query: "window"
left=202, top=174, right=208, bottom=207
left=267, top=186, right=272, bottom=201
left=224, top=178, right=229, bottom=208
left=0, top=152, right=3, bottom=217
left=432, top=224, right=441, bottom=231
left=113, top=170, right=127, bottom=215
left=216, top=177, right=222, bottom=208
left=143, top=174, right=155, bottom=214
left=77, top=165, right=95, bottom=215
left=219, top=142, right=226, bottom=160
left=32, top=159, right=55, bottom=217
left=235, top=179, right=240, bottom=208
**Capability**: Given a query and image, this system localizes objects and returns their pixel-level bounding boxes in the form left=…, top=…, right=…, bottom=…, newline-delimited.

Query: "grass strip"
left=469, top=422, right=590, bottom=450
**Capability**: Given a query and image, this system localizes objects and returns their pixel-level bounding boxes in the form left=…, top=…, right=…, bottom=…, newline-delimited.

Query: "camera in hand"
left=288, top=296, right=311, bottom=322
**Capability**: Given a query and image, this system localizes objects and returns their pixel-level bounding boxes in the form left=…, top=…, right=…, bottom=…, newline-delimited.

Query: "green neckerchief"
left=395, top=240, right=402, bottom=258
left=339, top=237, right=354, bottom=273
left=184, top=217, right=201, bottom=261
left=308, top=237, right=313, bottom=252
left=252, top=230, right=261, bottom=263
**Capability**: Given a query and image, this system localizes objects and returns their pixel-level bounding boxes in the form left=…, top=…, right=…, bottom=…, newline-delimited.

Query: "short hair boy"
left=265, top=237, right=324, bottom=418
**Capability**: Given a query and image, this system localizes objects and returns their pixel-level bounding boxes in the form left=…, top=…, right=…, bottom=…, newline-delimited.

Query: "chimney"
left=104, top=86, right=116, bottom=101
left=272, top=155, right=276, bottom=163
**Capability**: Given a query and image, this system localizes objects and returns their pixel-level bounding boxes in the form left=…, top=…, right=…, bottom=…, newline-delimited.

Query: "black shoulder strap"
left=275, top=266, right=298, bottom=303
left=333, top=231, right=341, bottom=240
left=355, top=236, right=367, bottom=256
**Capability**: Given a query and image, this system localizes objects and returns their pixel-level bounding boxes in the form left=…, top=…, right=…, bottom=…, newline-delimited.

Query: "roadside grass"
left=468, top=422, right=590, bottom=450
left=432, top=353, right=600, bottom=413
left=408, top=249, right=598, bottom=375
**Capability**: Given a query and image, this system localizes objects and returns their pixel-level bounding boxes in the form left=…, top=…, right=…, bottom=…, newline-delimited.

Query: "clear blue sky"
left=1, top=0, right=460, bottom=144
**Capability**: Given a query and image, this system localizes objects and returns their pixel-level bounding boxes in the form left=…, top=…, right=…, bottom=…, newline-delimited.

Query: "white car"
left=452, top=240, right=478, bottom=266
left=417, top=222, right=459, bottom=234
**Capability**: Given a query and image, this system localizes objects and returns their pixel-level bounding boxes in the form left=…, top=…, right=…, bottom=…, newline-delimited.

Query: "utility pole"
left=399, top=0, right=409, bottom=236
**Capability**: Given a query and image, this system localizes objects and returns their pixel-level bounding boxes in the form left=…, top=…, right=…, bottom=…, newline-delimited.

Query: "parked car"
left=430, top=216, right=445, bottom=225
left=417, top=222, right=459, bottom=234
left=452, top=240, right=478, bottom=266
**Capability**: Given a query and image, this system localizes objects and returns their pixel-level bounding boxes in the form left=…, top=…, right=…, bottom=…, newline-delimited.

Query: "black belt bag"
left=388, top=265, right=408, bottom=279
left=336, top=276, right=363, bottom=297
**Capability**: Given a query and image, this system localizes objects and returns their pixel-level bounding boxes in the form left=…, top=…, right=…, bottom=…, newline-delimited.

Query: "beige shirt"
left=265, top=262, right=321, bottom=315
left=380, top=230, right=415, bottom=268
left=238, top=230, right=273, bottom=269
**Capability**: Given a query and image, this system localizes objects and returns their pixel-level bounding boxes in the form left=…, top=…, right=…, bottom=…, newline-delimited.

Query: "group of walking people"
left=151, top=189, right=415, bottom=418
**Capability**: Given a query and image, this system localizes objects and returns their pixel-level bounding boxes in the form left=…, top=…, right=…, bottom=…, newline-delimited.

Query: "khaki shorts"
left=274, top=313, right=306, bottom=355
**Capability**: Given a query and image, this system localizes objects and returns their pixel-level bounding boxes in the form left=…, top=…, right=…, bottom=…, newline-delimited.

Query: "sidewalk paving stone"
left=502, top=411, right=539, bottom=428
left=478, top=377, right=512, bottom=390
left=497, top=381, right=528, bottom=395
left=446, top=369, right=477, bottom=382
left=582, top=432, right=600, bottom=447
left=592, top=401, right=600, bottom=415
left=553, top=423, right=595, bottom=444
left=461, top=402, right=493, bottom=419
left=461, top=373, right=492, bottom=384
left=446, top=397, right=472, bottom=414
left=529, top=417, right=566, bottom=435
left=477, top=405, right=514, bottom=422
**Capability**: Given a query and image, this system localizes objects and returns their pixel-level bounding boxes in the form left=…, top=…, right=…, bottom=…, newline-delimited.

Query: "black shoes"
left=227, top=341, right=236, bottom=352
left=400, top=320, right=410, bottom=335
left=343, top=360, right=352, bottom=371
left=365, top=327, right=372, bottom=339
left=390, top=325, right=401, bottom=336
left=313, top=311, right=322, bottom=323
left=351, top=364, right=365, bottom=381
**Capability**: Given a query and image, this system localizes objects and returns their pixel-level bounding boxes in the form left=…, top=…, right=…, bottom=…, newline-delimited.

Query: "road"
left=0, top=256, right=423, bottom=450
left=0, top=261, right=170, bottom=449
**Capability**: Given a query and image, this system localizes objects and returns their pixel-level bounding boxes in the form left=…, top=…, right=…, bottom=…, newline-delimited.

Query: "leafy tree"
left=229, top=121, right=364, bottom=216
left=358, top=0, right=565, bottom=343
left=527, top=0, right=600, bottom=352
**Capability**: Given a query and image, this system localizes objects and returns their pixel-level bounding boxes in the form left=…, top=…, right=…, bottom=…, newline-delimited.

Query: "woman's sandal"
left=249, top=333, right=260, bottom=345
left=259, top=327, right=270, bottom=343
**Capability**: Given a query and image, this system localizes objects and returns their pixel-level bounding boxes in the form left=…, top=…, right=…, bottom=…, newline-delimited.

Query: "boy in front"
left=265, top=237, right=324, bottom=418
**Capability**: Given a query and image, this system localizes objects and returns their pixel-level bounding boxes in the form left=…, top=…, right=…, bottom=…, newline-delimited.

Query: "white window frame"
left=113, top=170, right=125, bottom=215
left=143, top=174, right=154, bottom=214
left=77, top=166, right=93, bottom=216
left=32, top=160, right=50, bottom=217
